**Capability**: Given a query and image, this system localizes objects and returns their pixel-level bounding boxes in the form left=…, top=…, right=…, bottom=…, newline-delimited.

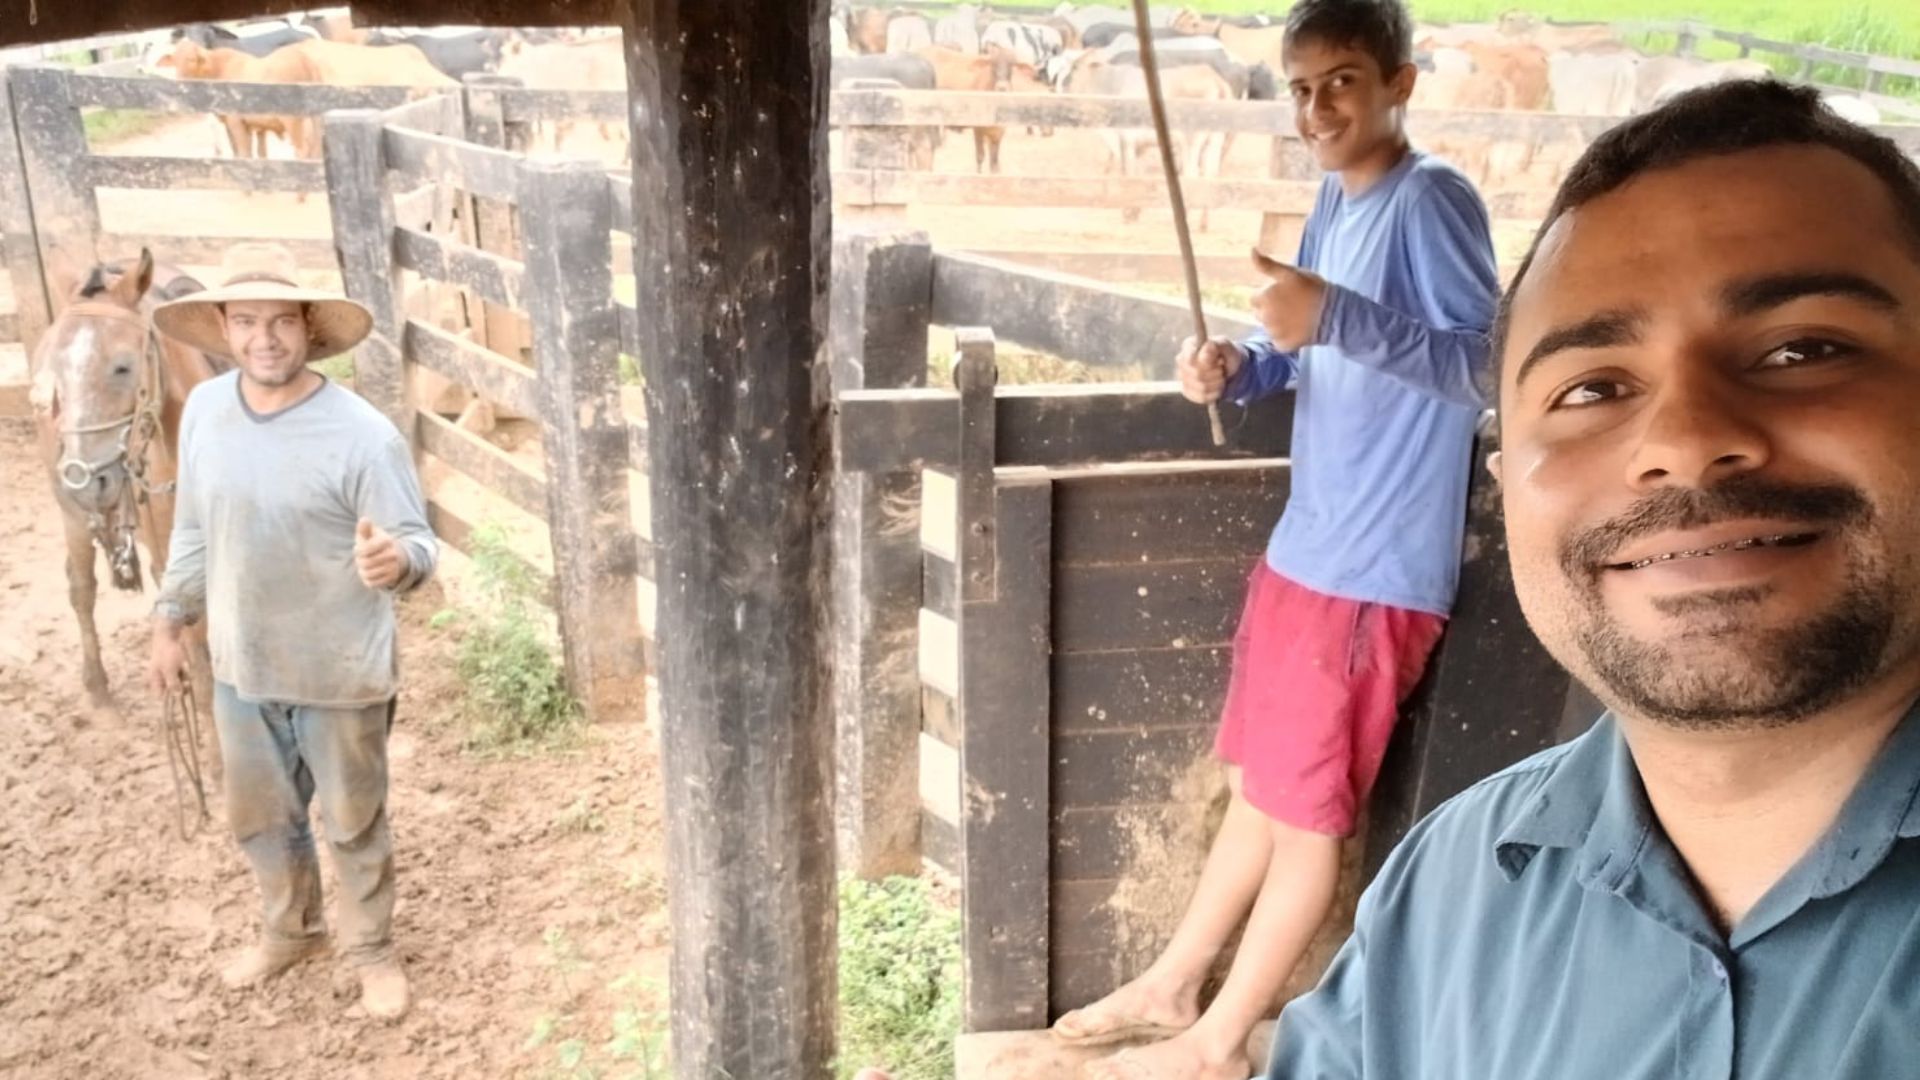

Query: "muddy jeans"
left=213, top=683, right=396, bottom=965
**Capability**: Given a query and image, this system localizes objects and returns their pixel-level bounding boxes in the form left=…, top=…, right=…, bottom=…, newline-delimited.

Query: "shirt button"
left=1711, top=960, right=1728, bottom=983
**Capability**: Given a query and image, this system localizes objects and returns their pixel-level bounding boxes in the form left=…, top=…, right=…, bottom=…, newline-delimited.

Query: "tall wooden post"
left=623, top=1, right=838, bottom=1076
left=8, top=65, right=100, bottom=285
left=952, top=331, right=1053, bottom=1032
left=321, top=109, right=409, bottom=435
left=830, top=227, right=932, bottom=879
left=517, top=158, right=647, bottom=726
left=0, top=66, right=51, bottom=352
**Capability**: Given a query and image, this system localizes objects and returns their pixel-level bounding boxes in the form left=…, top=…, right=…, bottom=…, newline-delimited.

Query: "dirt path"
left=0, top=429, right=670, bottom=1080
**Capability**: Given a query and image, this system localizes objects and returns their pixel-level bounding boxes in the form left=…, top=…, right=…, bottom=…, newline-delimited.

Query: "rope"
left=158, top=681, right=211, bottom=841
left=1129, top=0, right=1227, bottom=448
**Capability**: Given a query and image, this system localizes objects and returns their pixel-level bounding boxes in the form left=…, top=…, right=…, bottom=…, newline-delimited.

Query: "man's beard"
left=1556, top=476, right=1894, bottom=730
left=243, top=359, right=305, bottom=388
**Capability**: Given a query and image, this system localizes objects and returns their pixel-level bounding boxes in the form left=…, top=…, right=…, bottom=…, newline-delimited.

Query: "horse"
left=29, top=249, right=222, bottom=748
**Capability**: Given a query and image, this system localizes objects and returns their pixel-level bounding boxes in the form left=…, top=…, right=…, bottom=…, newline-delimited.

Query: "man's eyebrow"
left=1513, top=309, right=1645, bottom=390
left=1721, top=271, right=1902, bottom=318
left=1288, top=64, right=1363, bottom=87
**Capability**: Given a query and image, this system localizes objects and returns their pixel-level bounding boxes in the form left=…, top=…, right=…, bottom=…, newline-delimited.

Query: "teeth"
left=1618, top=534, right=1802, bottom=570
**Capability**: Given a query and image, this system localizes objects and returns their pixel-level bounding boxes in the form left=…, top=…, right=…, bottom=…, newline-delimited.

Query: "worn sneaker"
left=218, top=937, right=329, bottom=989
left=357, top=958, right=411, bottom=1020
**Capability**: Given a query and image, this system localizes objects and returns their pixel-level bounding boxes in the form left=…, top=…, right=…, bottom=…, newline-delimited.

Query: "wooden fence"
left=2, top=63, right=436, bottom=278
left=1638, top=19, right=1920, bottom=119
left=0, top=69, right=50, bottom=355
left=320, top=91, right=652, bottom=725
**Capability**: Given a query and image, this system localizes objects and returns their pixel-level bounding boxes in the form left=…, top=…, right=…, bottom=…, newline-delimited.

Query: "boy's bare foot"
left=1081, top=1031, right=1250, bottom=1080
left=1051, top=972, right=1202, bottom=1047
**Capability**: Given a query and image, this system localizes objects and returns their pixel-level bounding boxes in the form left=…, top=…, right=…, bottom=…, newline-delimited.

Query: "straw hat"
left=153, top=242, right=373, bottom=361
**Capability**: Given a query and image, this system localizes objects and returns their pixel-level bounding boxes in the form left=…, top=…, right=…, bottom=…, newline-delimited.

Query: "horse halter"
left=50, top=300, right=171, bottom=498
left=48, top=298, right=175, bottom=588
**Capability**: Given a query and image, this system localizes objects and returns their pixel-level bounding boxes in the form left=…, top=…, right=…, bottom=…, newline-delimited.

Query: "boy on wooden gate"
left=1050, top=2, right=1500, bottom=1077
left=146, top=243, right=438, bottom=1021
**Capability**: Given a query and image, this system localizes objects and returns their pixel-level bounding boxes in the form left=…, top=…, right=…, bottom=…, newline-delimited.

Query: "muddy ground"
left=0, top=429, right=671, bottom=1080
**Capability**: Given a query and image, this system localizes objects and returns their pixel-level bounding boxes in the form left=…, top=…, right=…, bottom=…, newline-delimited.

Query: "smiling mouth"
left=1606, top=532, right=1819, bottom=572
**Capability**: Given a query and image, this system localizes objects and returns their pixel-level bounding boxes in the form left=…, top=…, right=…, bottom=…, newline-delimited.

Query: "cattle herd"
left=119, top=7, right=1887, bottom=196
left=825, top=4, right=1889, bottom=192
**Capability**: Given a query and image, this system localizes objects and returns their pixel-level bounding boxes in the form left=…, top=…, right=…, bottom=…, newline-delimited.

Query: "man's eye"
left=1550, top=379, right=1627, bottom=409
left=1757, top=338, right=1854, bottom=369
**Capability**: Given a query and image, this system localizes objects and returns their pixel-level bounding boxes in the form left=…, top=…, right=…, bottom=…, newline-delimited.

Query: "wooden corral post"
left=516, top=158, right=647, bottom=726
left=0, top=66, right=52, bottom=352
left=623, top=0, right=838, bottom=1075
left=952, top=330, right=1053, bottom=1032
left=839, top=84, right=916, bottom=224
left=321, top=109, right=410, bottom=435
left=830, top=226, right=933, bottom=879
left=1364, top=430, right=1574, bottom=876
left=7, top=64, right=100, bottom=283
left=461, top=73, right=531, bottom=364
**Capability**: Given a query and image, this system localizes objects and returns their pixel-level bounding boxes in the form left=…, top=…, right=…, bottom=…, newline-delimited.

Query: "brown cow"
left=1459, top=41, right=1550, bottom=111
left=168, top=37, right=453, bottom=163
left=164, top=40, right=326, bottom=160
left=913, top=45, right=1042, bottom=174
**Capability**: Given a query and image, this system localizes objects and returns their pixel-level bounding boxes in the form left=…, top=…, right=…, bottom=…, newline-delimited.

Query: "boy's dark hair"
left=1493, top=79, right=1920, bottom=375
left=1282, top=0, right=1414, bottom=79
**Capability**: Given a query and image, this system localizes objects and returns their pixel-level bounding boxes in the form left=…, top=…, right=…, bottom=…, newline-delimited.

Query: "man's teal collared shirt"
left=1268, top=709, right=1920, bottom=1079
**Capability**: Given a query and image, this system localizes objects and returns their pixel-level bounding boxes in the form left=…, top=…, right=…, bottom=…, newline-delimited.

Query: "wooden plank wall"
left=1043, top=462, right=1288, bottom=1018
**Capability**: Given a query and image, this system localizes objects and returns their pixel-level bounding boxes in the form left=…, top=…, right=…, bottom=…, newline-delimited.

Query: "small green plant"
left=555, top=794, right=608, bottom=835
left=836, top=876, right=963, bottom=1080
left=441, top=523, right=581, bottom=752
left=527, top=969, right=673, bottom=1079
left=313, top=353, right=356, bottom=385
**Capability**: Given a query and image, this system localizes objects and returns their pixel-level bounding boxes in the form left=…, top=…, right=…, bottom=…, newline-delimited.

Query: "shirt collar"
left=1802, top=700, right=1920, bottom=897
left=1493, top=714, right=1650, bottom=889
left=1493, top=702, right=1920, bottom=901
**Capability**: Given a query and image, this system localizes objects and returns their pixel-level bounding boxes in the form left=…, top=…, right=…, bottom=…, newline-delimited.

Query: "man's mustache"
left=1559, top=476, right=1871, bottom=580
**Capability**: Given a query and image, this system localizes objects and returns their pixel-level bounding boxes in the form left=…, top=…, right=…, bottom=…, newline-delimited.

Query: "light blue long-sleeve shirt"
left=1225, top=150, right=1498, bottom=616
left=1268, top=707, right=1920, bottom=1079
left=159, top=372, right=437, bottom=706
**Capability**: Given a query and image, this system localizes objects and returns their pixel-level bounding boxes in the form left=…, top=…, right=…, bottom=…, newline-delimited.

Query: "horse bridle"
left=49, top=299, right=176, bottom=583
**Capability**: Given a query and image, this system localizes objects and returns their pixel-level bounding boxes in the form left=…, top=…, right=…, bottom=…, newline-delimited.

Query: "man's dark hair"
left=1494, top=79, right=1920, bottom=372
left=1282, top=0, right=1413, bottom=79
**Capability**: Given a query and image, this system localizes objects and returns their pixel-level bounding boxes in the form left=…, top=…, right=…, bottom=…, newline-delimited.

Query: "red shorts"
left=1214, top=563, right=1446, bottom=837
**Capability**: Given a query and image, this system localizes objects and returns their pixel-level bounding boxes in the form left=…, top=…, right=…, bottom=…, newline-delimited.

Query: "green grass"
left=1183, top=0, right=1920, bottom=42
left=81, top=108, right=168, bottom=147
left=434, top=523, right=582, bottom=754
left=1176, top=1, right=1920, bottom=103
left=836, top=877, right=963, bottom=1080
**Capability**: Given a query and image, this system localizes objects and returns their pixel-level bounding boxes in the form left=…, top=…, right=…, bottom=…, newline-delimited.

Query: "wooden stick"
left=1129, top=0, right=1227, bottom=447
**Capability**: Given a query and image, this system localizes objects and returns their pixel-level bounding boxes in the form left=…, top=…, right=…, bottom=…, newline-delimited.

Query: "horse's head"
left=33, top=249, right=157, bottom=520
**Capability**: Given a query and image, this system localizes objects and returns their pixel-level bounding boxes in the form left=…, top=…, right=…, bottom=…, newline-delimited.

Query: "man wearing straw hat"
left=147, top=242, right=436, bottom=1020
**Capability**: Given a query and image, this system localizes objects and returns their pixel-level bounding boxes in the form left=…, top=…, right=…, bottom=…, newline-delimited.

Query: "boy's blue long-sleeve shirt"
left=1224, top=150, right=1499, bottom=616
